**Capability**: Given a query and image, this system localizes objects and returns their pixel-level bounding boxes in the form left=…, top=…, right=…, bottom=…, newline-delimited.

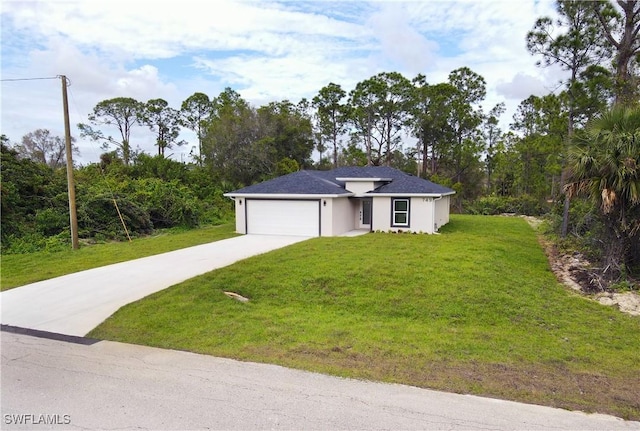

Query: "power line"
left=1, top=76, right=59, bottom=82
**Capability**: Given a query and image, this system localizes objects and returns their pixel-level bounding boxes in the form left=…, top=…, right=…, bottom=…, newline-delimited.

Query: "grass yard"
left=0, top=224, right=237, bottom=290
left=89, top=215, right=639, bottom=419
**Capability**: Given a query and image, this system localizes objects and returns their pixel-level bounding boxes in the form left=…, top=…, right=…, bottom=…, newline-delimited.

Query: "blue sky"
left=1, top=0, right=561, bottom=164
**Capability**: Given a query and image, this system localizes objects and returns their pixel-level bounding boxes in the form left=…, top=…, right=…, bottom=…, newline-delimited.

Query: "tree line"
left=66, top=66, right=501, bottom=201
left=1, top=0, right=638, bottom=284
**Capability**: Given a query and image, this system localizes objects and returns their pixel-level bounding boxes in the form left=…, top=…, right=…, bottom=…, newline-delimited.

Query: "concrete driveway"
left=0, top=234, right=309, bottom=336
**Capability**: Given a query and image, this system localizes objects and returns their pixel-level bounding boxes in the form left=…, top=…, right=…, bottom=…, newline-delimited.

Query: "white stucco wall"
left=320, top=197, right=358, bottom=236
left=331, top=197, right=356, bottom=235
left=343, top=181, right=389, bottom=194
left=319, top=198, right=333, bottom=237
left=233, top=198, right=246, bottom=234
left=233, top=194, right=450, bottom=236
left=371, top=196, right=438, bottom=234
left=410, top=197, right=435, bottom=234
left=344, top=181, right=376, bottom=194
left=434, top=195, right=451, bottom=231
left=371, top=196, right=391, bottom=232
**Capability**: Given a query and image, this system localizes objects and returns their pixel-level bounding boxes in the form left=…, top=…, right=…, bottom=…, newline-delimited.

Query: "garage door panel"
left=247, top=200, right=319, bottom=236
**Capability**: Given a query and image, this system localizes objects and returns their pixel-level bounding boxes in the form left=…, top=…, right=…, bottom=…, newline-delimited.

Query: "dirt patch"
left=273, top=346, right=640, bottom=420
left=521, top=215, right=543, bottom=229
left=595, top=292, right=640, bottom=316
left=524, top=216, right=640, bottom=317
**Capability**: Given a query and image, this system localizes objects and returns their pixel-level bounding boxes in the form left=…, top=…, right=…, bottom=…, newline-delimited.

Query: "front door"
left=360, top=199, right=371, bottom=229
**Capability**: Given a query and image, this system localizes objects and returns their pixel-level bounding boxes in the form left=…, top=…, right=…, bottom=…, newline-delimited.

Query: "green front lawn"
left=1, top=224, right=237, bottom=290
left=89, top=215, right=639, bottom=419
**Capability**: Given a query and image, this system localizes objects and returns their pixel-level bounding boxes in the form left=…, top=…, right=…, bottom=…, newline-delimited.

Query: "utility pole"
left=61, top=75, right=79, bottom=249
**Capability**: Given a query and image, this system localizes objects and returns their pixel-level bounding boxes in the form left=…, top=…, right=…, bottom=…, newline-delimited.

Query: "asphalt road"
left=2, top=330, right=638, bottom=431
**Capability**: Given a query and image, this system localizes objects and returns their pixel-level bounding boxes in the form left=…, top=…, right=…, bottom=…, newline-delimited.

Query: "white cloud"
left=2, top=0, right=367, bottom=60
left=1, top=35, right=183, bottom=163
left=1, top=0, right=570, bottom=163
left=495, top=72, right=551, bottom=100
left=366, top=2, right=439, bottom=73
left=114, top=66, right=177, bottom=101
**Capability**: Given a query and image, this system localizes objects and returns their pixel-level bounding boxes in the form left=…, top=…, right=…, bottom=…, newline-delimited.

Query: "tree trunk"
left=332, top=129, right=338, bottom=168
left=487, top=146, right=492, bottom=193
left=122, top=140, right=131, bottom=166
left=601, top=204, right=633, bottom=280
left=594, top=0, right=640, bottom=106
left=317, top=137, right=324, bottom=163
left=366, top=114, right=373, bottom=166
left=561, top=67, right=578, bottom=238
left=614, top=0, right=637, bottom=105
left=385, top=116, right=392, bottom=166
left=431, top=142, right=437, bottom=175
left=561, top=196, right=570, bottom=237
left=421, top=133, right=428, bottom=177
left=602, top=224, right=627, bottom=278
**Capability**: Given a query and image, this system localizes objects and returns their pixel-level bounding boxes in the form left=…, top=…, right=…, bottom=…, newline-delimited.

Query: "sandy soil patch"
left=523, top=215, right=640, bottom=317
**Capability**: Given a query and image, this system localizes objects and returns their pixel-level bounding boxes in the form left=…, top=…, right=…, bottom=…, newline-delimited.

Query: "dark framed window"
left=391, top=198, right=410, bottom=227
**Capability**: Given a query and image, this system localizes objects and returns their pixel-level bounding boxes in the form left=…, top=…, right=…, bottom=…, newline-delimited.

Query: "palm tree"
left=566, top=106, right=640, bottom=277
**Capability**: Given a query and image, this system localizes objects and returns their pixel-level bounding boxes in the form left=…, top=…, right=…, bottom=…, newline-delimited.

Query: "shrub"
left=77, top=194, right=153, bottom=240
left=199, top=188, right=234, bottom=225
left=465, top=195, right=549, bottom=216
left=547, top=197, right=604, bottom=262
left=35, top=207, right=69, bottom=237
left=2, top=231, right=70, bottom=254
left=132, top=179, right=201, bottom=228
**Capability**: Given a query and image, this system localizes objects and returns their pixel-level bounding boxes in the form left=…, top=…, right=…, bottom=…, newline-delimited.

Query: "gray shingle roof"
left=369, top=174, right=455, bottom=195
left=227, top=167, right=455, bottom=196
left=330, top=166, right=400, bottom=179
left=229, top=170, right=350, bottom=195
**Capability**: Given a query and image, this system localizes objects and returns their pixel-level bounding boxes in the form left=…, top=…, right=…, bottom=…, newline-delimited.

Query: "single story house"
left=224, top=166, right=455, bottom=237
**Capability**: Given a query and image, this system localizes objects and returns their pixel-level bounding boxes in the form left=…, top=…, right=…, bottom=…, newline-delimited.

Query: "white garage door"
left=246, top=199, right=320, bottom=236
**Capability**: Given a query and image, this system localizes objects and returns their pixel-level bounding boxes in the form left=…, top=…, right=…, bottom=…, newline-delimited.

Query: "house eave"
left=363, top=191, right=456, bottom=197
left=224, top=193, right=354, bottom=199
left=335, top=177, right=392, bottom=182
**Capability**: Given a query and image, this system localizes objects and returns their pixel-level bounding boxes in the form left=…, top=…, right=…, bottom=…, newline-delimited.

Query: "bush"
left=2, top=231, right=70, bottom=254
left=547, top=197, right=604, bottom=262
left=77, top=194, right=153, bottom=240
left=132, top=179, right=201, bottom=228
left=1, top=143, right=67, bottom=244
left=465, top=195, right=549, bottom=216
left=3, top=152, right=236, bottom=249
left=76, top=177, right=204, bottom=239
left=35, top=207, right=69, bottom=237
left=199, top=188, right=234, bottom=225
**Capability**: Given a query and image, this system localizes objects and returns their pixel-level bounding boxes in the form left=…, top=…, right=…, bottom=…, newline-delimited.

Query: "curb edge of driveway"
left=1, top=324, right=101, bottom=345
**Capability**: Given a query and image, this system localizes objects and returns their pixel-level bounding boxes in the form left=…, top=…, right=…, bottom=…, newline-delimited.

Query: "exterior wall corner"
left=234, top=198, right=246, bottom=234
